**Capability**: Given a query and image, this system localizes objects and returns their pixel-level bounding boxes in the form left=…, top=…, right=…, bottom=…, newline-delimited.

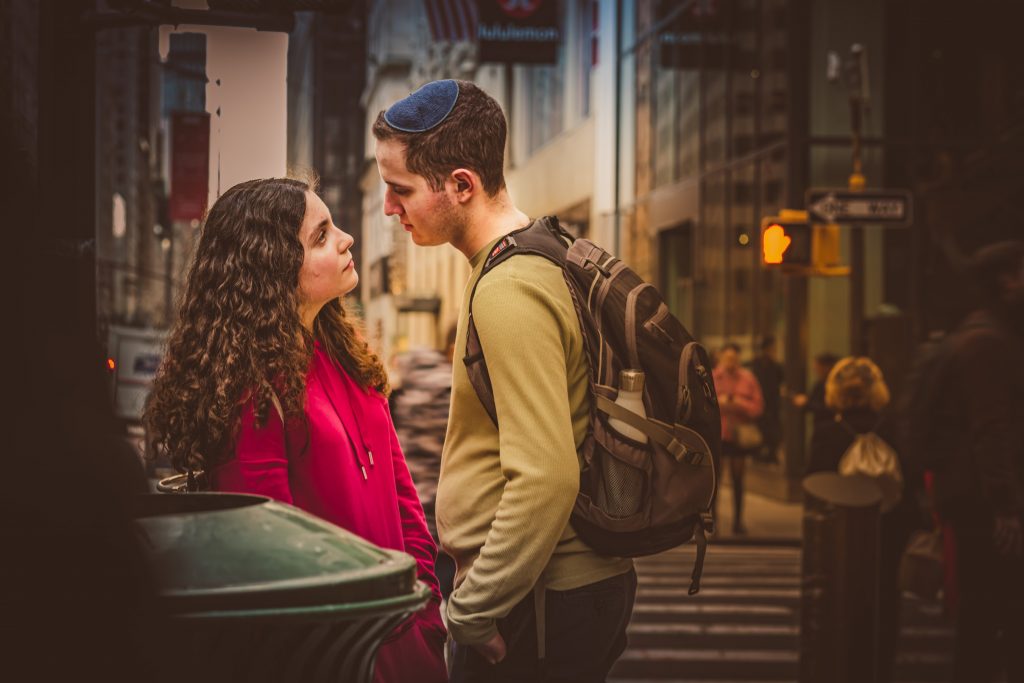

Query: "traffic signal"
left=760, top=212, right=851, bottom=276
left=761, top=216, right=812, bottom=268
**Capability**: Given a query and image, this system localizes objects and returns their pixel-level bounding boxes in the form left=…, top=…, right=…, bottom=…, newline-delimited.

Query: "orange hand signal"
left=763, top=224, right=792, bottom=264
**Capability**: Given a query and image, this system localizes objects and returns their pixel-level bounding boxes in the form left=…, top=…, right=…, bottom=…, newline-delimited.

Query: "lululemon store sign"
left=478, top=0, right=561, bottom=64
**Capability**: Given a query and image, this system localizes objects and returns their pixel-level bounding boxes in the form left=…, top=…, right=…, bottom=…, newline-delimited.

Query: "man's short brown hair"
left=373, top=80, right=507, bottom=197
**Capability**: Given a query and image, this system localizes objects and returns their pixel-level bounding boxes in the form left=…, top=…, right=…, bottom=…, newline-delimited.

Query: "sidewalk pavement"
left=712, top=482, right=803, bottom=544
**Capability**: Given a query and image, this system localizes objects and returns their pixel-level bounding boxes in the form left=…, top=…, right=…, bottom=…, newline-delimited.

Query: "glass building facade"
left=634, top=0, right=794, bottom=350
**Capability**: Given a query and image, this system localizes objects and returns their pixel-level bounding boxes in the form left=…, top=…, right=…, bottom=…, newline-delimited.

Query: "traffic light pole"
left=850, top=223, right=865, bottom=355
left=783, top=274, right=809, bottom=482
left=846, top=44, right=868, bottom=356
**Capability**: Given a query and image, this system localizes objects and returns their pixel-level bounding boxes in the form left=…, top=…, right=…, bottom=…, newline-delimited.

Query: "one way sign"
left=805, top=188, right=913, bottom=225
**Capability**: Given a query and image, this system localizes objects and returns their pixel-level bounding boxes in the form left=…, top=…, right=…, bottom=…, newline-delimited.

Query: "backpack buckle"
left=674, top=448, right=705, bottom=467
left=700, top=511, right=715, bottom=534
left=583, top=258, right=612, bottom=278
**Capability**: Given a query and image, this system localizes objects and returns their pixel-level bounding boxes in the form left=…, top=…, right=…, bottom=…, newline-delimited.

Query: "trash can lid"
left=134, top=493, right=421, bottom=616
left=802, top=471, right=883, bottom=508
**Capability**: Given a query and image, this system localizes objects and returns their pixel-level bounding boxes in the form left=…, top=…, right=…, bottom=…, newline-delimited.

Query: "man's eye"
left=392, top=187, right=409, bottom=196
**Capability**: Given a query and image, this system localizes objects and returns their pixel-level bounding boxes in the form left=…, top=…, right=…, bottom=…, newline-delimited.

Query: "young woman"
left=712, top=342, right=765, bottom=535
left=144, top=177, right=447, bottom=683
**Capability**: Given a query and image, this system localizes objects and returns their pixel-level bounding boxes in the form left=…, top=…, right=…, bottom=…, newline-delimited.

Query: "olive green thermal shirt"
left=436, top=236, right=633, bottom=646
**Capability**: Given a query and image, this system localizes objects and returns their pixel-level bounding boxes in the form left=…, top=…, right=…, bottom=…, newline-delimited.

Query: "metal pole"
left=782, top=0, right=812, bottom=483
left=613, top=0, right=623, bottom=255
left=850, top=223, right=865, bottom=354
left=848, top=45, right=867, bottom=355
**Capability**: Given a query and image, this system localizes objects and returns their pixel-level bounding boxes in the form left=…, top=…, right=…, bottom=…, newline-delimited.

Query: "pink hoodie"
left=211, top=344, right=447, bottom=683
left=712, top=365, right=765, bottom=444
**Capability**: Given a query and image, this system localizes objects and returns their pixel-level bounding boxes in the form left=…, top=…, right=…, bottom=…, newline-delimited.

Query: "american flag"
left=423, top=0, right=478, bottom=43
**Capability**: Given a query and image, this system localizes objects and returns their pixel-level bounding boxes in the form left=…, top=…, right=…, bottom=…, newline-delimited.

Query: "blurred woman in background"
left=712, top=342, right=764, bottom=535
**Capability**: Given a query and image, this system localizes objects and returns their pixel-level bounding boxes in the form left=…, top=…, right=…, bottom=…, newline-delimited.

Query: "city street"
left=6, top=1, right=1021, bottom=680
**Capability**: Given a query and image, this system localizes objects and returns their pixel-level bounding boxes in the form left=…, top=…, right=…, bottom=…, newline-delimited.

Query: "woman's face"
left=297, top=191, right=358, bottom=327
left=719, top=347, right=739, bottom=372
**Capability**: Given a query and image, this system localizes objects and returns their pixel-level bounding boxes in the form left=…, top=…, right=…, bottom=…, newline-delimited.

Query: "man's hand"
left=472, top=632, right=507, bottom=665
left=993, top=515, right=1023, bottom=556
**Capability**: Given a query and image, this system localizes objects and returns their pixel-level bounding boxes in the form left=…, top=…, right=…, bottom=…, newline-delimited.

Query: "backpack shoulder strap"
left=464, top=217, right=572, bottom=427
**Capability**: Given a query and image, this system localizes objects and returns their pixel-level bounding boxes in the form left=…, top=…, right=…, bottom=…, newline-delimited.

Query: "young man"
left=373, top=79, right=635, bottom=682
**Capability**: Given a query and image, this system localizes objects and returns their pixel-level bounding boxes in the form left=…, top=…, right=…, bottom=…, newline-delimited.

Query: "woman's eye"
left=317, top=230, right=327, bottom=244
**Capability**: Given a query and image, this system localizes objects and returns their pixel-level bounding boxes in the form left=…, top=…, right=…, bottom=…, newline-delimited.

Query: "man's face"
left=374, top=138, right=464, bottom=247
left=719, top=348, right=739, bottom=372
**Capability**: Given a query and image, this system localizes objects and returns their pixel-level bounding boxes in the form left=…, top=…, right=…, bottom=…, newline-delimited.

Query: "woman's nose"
left=339, top=230, right=354, bottom=252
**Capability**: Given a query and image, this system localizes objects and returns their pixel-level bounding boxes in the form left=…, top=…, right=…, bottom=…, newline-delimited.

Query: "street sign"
left=805, top=188, right=912, bottom=225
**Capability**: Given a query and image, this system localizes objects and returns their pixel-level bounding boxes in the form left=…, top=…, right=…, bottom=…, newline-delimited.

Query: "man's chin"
left=410, top=233, right=443, bottom=247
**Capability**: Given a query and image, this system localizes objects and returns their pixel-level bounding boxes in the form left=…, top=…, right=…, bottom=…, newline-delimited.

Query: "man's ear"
left=450, top=169, right=477, bottom=203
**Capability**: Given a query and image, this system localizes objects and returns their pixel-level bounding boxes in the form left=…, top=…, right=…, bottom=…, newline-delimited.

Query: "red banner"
left=169, top=111, right=210, bottom=222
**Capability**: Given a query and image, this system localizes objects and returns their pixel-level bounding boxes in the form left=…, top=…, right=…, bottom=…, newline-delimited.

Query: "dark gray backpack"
left=465, top=216, right=720, bottom=594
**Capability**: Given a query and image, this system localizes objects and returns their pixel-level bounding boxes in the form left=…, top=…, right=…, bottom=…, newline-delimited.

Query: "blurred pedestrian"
left=144, top=177, right=447, bottom=683
left=746, top=335, right=784, bottom=463
left=374, top=80, right=635, bottom=683
left=713, top=342, right=764, bottom=535
left=925, top=241, right=1024, bottom=682
left=391, top=326, right=458, bottom=599
left=807, top=356, right=921, bottom=683
left=791, top=352, right=840, bottom=426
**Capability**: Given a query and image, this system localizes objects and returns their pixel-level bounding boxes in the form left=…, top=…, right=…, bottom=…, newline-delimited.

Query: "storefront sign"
left=478, top=0, right=560, bottom=64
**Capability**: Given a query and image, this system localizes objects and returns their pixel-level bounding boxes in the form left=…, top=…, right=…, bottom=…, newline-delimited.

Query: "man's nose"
left=383, top=191, right=401, bottom=216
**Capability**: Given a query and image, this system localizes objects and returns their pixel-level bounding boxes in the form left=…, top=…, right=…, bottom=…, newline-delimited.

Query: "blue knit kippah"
left=384, top=80, right=460, bottom=133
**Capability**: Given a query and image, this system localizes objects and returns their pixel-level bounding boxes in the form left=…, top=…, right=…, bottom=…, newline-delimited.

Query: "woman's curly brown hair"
left=144, top=177, right=389, bottom=475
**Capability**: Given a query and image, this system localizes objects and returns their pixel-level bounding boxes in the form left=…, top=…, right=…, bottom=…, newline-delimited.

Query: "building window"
left=523, top=0, right=569, bottom=154
left=764, top=179, right=783, bottom=203
left=660, top=222, right=694, bottom=328
left=580, top=0, right=598, bottom=117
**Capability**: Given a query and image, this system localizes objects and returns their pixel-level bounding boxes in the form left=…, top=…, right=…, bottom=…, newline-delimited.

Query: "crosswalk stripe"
left=902, top=627, right=954, bottom=638
left=626, top=623, right=953, bottom=639
left=641, top=576, right=799, bottom=587
left=632, top=603, right=794, bottom=616
left=619, top=648, right=798, bottom=662
left=617, top=648, right=950, bottom=665
left=637, top=567, right=799, bottom=577
left=638, top=587, right=800, bottom=599
left=646, top=545, right=801, bottom=555
left=611, top=679, right=791, bottom=683
left=628, top=623, right=798, bottom=636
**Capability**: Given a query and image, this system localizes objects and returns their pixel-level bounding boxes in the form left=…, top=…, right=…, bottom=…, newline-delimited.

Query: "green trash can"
left=135, top=492, right=433, bottom=683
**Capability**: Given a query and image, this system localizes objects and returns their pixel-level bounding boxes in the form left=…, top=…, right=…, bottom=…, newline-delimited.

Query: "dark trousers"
left=951, top=517, right=1024, bottom=682
left=715, top=441, right=749, bottom=529
left=448, top=569, right=637, bottom=683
